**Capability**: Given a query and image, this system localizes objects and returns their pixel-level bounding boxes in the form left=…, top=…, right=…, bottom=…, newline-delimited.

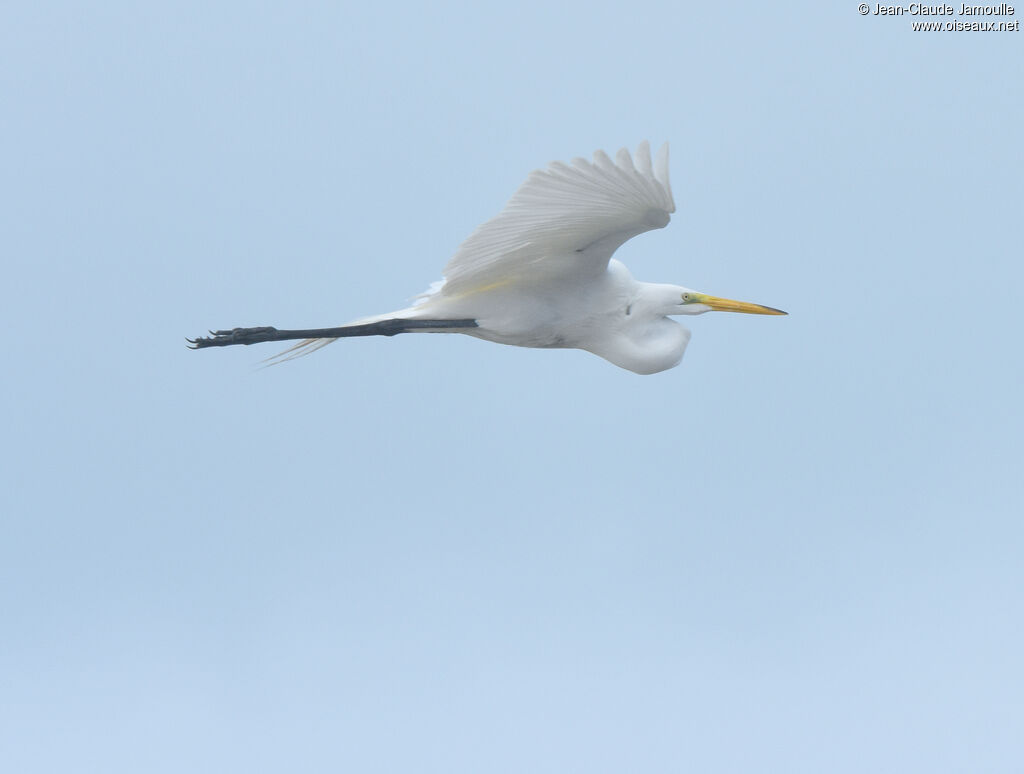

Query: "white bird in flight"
left=190, top=141, right=785, bottom=374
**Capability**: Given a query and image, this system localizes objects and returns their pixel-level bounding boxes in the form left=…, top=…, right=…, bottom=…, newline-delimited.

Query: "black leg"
left=187, top=319, right=478, bottom=349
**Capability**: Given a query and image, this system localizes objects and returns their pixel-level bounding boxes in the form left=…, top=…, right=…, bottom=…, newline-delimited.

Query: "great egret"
left=189, top=141, right=785, bottom=374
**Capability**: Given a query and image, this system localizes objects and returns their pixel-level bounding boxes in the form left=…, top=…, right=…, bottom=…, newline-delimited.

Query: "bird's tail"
left=262, top=336, right=338, bottom=365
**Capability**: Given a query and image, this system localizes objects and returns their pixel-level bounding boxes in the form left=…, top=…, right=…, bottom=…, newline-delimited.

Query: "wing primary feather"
left=635, top=141, right=653, bottom=177
left=654, top=142, right=672, bottom=195
left=615, top=147, right=635, bottom=172
left=592, top=149, right=616, bottom=174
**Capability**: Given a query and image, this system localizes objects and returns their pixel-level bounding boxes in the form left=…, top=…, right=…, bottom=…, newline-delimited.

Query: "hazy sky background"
left=2, top=2, right=1021, bottom=772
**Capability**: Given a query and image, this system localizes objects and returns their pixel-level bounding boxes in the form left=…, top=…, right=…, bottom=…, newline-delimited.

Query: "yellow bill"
left=694, top=293, right=787, bottom=315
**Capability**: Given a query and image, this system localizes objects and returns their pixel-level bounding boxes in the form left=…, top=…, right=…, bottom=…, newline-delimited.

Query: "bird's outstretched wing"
left=440, top=141, right=675, bottom=296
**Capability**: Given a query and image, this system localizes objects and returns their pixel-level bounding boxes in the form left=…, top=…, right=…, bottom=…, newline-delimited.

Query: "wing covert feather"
left=441, top=141, right=676, bottom=295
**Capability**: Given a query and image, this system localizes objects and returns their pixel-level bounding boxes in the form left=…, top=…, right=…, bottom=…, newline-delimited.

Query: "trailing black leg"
left=187, top=319, right=478, bottom=349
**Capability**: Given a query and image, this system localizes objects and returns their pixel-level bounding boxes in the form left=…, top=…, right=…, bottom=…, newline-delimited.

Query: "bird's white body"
left=262, top=141, right=784, bottom=373
left=393, top=260, right=691, bottom=374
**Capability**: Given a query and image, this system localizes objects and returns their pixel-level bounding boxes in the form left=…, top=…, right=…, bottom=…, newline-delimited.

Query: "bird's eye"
left=681, top=293, right=691, bottom=302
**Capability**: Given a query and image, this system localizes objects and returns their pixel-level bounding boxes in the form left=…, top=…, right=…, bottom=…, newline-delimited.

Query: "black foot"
left=187, top=327, right=280, bottom=348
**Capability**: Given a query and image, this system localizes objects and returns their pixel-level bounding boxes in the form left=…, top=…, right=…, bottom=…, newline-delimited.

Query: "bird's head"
left=674, top=288, right=787, bottom=317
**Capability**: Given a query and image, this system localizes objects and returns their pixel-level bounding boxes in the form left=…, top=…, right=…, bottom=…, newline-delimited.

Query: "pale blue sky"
left=2, top=2, right=1022, bottom=772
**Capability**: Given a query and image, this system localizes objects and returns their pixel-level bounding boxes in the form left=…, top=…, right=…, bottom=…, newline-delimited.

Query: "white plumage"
left=193, top=142, right=785, bottom=373
left=441, top=141, right=674, bottom=296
